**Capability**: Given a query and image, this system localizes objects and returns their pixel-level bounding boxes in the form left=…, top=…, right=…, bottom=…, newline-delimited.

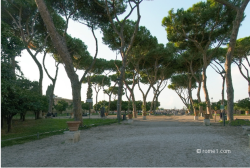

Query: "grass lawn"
left=219, top=119, right=250, bottom=126
left=1, top=118, right=117, bottom=147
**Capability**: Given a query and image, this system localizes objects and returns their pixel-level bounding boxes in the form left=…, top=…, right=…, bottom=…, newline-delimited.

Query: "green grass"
left=219, top=119, right=250, bottom=126
left=1, top=118, right=117, bottom=147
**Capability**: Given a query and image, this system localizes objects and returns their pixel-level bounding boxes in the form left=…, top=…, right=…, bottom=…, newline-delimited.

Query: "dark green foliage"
left=1, top=62, right=48, bottom=131
left=235, top=98, right=250, bottom=111
left=54, top=100, right=69, bottom=113
left=46, top=0, right=125, bottom=29
left=91, top=75, right=111, bottom=87
left=168, top=74, right=196, bottom=90
left=233, top=36, right=250, bottom=59
left=94, top=100, right=160, bottom=112
left=1, top=21, right=24, bottom=62
left=162, top=0, right=235, bottom=47
left=102, top=20, right=158, bottom=51
left=81, top=102, right=89, bottom=110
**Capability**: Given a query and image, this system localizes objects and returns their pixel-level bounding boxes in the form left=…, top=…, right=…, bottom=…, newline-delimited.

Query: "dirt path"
left=1, top=115, right=250, bottom=167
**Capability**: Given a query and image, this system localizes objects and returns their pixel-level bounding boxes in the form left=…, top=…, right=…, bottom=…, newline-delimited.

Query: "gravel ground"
left=1, top=115, right=250, bottom=167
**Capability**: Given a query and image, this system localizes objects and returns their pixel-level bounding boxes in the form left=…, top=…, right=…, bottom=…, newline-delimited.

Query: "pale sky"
left=16, top=0, right=250, bottom=109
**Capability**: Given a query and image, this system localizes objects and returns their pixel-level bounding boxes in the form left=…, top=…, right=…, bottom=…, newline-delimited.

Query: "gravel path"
left=1, top=115, right=250, bottom=167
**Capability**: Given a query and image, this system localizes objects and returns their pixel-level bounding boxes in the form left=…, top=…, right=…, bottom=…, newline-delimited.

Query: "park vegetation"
left=1, top=0, right=250, bottom=135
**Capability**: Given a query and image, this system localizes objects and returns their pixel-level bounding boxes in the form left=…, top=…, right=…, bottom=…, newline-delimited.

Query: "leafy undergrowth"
left=1, top=118, right=117, bottom=147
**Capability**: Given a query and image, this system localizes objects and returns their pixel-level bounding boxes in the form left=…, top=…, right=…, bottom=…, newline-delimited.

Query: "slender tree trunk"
left=225, top=57, right=234, bottom=121
left=142, top=96, right=147, bottom=116
left=36, top=0, right=83, bottom=125
left=108, top=94, right=111, bottom=113
left=22, top=113, right=26, bottom=121
left=1, top=116, right=4, bottom=128
left=117, top=69, right=123, bottom=121
left=202, top=67, right=211, bottom=115
left=150, top=95, right=156, bottom=112
left=154, top=96, right=158, bottom=113
left=131, top=93, right=137, bottom=118
left=27, top=49, right=44, bottom=96
left=7, top=116, right=13, bottom=133
left=124, top=82, right=137, bottom=118
left=72, top=82, right=83, bottom=125
left=20, top=113, right=26, bottom=121
left=48, top=94, right=54, bottom=114
left=222, top=76, right=225, bottom=105
left=188, top=77, right=195, bottom=114
left=96, top=91, right=99, bottom=109
left=215, top=0, right=249, bottom=123
left=48, top=82, right=56, bottom=114
left=248, top=83, right=250, bottom=98
left=117, top=58, right=126, bottom=121
left=196, top=81, right=202, bottom=114
left=127, top=98, right=131, bottom=113
left=43, top=53, right=59, bottom=114
left=11, top=56, right=16, bottom=77
left=176, top=92, right=190, bottom=110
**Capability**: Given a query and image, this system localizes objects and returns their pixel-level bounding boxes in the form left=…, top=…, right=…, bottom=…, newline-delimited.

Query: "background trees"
left=54, top=100, right=69, bottom=114
left=1, top=0, right=249, bottom=133
left=100, top=0, right=142, bottom=121
left=162, top=0, right=235, bottom=116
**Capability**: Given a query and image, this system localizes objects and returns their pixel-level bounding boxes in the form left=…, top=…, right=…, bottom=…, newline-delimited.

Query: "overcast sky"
left=16, top=0, right=250, bottom=109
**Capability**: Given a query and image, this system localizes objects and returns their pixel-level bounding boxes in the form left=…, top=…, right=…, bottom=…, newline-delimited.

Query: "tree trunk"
left=124, top=82, right=137, bottom=118
left=150, top=95, right=156, bottom=112
left=1, top=116, right=4, bottom=128
left=202, top=67, right=211, bottom=114
left=96, top=91, right=99, bottom=109
left=22, top=113, right=26, bottom=121
left=36, top=0, right=84, bottom=125
left=188, top=77, right=195, bottom=114
left=20, top=113, right=26, bottom=121
left=154, top=96, right=158, bottom=114
left=48, top=82, right=56, bottom=114
left=142, top=96, right=147, bottom=114
left=127, top=98, right=131, bottom=113
left=131, top=93, right=137, bottom=118
left=222, top=76, right=225, bottom=105
left=48, top=94, right=54, bottom=114
left=71, top=82, right=83, bottom=125
left=108, top=94, right=111, bottom=113
left=218, top=0, right=249, bottom=122
left=117, top=62, right=125, bottom=122
left=7, top=116, right=13, bottom=133
left=11, top=56, right=16, bottom=77
left=35, top=111, right=39, bottom=120
left=248, top=83, right=250, bottom=98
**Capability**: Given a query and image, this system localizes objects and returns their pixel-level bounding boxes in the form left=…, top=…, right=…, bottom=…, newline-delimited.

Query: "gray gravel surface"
left=1, top=115, right=250, bottom=167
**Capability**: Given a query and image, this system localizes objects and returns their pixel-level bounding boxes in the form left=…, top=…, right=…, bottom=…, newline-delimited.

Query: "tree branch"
left=214, top=0, right=239, bottom=11
left=80, top=25, right=98, bottom=83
